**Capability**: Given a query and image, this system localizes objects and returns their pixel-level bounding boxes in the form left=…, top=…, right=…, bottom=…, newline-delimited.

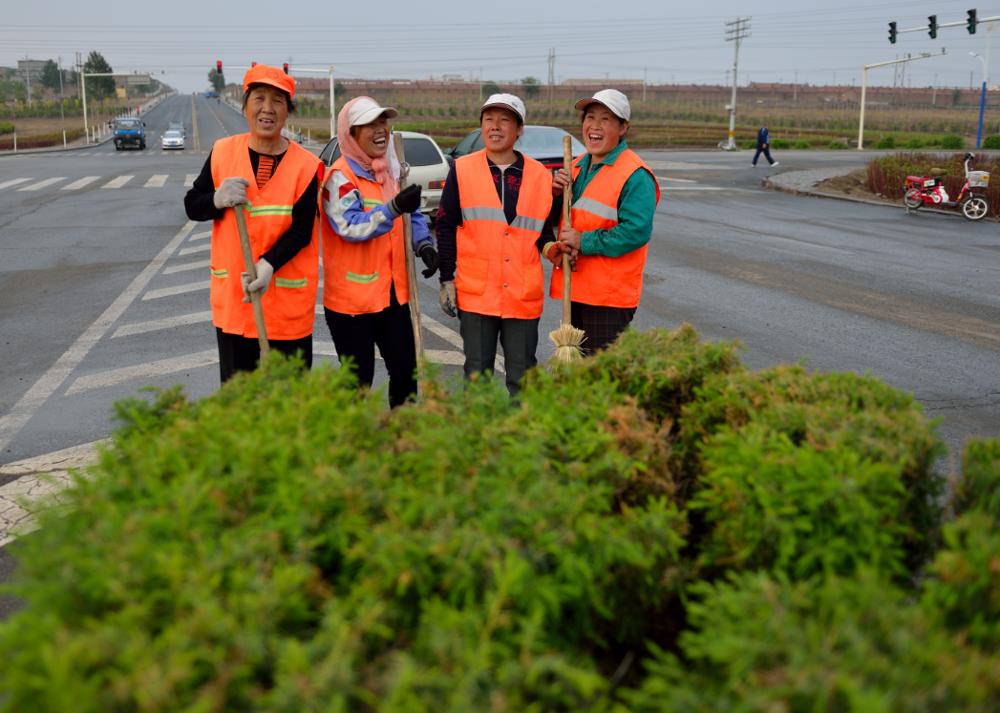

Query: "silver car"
left=161, top=129, right=185, bottom=150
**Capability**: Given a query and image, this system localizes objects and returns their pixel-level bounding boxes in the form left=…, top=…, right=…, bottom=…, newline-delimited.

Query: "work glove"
left=418, top=242, right=439, bottom=278
left=439, top=280, right=457, bottom=317
left=213, top=177, right=250, bottom=209
left=543, top=241, right=577, bottom=270
left=241, top=258, right=273, bottom=303
left=389, top=184, right=422, bottom=216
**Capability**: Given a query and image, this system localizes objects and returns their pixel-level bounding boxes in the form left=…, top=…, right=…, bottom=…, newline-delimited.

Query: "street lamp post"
left=970, top=24, right=993, bottom=150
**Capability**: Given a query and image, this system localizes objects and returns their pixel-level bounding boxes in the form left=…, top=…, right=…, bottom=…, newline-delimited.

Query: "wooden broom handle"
left=392, top=132, right=424, bottom=358
left=235, top=206, right=269, bottom=355
left=561, top=135, right=573, bottom=325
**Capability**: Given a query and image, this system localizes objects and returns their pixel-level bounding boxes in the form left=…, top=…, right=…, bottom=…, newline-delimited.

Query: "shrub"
left=941, top=134, right=965, bottom=149
left=0, top=121, right=12, bottom=135
left=982, top=134, right=1000, bottom=149
left=793, top=139, right=811, bottom=149
left=905, top=137, right=925, bottom=149
left=876, top=134, right=897, bottom=149
left=771, top=138, right=790, bottom=149
left=954, top=436, right=1000, bottom=520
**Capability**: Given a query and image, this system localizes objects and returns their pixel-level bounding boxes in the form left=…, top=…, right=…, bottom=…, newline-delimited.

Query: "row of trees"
left=0, top=52, right=118, bottom=103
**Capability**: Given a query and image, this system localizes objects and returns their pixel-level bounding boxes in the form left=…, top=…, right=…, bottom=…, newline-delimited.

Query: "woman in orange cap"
left=184, top=65, right=323, bottom=383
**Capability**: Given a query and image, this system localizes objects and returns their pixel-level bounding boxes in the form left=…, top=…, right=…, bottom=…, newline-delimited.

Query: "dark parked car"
left=446, top=125, right=585, bottom=170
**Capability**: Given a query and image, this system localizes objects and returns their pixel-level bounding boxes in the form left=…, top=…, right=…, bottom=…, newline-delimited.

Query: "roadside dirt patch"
left=816, top=168, right=875, bottom=198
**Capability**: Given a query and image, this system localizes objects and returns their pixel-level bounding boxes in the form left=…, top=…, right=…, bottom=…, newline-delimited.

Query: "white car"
left=320, top=130, right=449, bottom=219
left=161, top=129, right=185, bottom=150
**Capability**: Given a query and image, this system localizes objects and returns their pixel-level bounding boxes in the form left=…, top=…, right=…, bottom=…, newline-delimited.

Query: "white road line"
left=0, top=221, right=196, bottom=455
left=144, top=174, right=168, bottom=188
left=112, top=311, right=212, bottom=338
left=660, top=185, right=725, bottom=191
left=163, top=258, right=210, bottom=275
left=0, top=178, right=33, bottom=191
left=62, top=176, right=101, bottom=190
left=178, top=243, right=211, bottom=256
left=18, top=176, right=67, bottom=191
left=65, top=350, right=219, bottom=396
left=184, top=174, right=198, bottom=187
left=189, top=230, right=212, bottom=241
left=142, top=280, right=207, bottom=300
left=102, top=175, right=134, bottom=189
left=422, top=314, right=464, bottom=350
left=655, top=175, right=697, bottom=183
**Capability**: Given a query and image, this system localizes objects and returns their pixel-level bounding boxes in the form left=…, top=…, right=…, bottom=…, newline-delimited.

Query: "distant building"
left=17, top=59, right=47, bottom=81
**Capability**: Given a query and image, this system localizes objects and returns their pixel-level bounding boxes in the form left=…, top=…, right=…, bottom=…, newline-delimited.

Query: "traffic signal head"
left=283, top=62, right=289, bottom=74
left=968, top=8, right=978, bottom=34
left=889, top=21, right=897, bottom=44
left=928, top=14, right=938, bottom=39
left=216, top=60, right=222, bottom=73
left=251, top=61, right=257, bottom=67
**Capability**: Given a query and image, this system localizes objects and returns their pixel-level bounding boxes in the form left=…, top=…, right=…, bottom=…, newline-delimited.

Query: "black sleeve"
left=436, top=163, right=461, bottom=283
left=183, top=151, right=223, bottom=222
left=260, top=173, right=318, bottom=271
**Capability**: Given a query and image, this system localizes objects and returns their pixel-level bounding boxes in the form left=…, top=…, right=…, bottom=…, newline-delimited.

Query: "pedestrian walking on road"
left=320, top=96, right=438, bottom=408
left=550, top=89, right=660, bottom=354
left=184, top=64, right=322, bottom=384
left=436, top=93, right=556, bottom=397
left=752, top=125, right=779, bottom=167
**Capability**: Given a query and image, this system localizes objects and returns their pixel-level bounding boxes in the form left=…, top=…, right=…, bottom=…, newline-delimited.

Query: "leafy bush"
left=941, top=134, right=965, bottom=149
left=953, top=436, right=1000, bottom=519
left=876, top=134, right=897, bottom=149
left=0, top=121, right=13, bottom=135
left=905, top=137, right=926, bottom=149
left=771, top=138, right=790, bottom=149
left=982, top=134, right=1000, bottom=149
left=793, top=139, right=811, bottom=149
left=0, top=328, right=992, bottom=711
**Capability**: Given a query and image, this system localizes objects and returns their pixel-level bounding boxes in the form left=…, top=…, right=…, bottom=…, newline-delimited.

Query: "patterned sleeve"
left=322, top=169, right=397, bottom=243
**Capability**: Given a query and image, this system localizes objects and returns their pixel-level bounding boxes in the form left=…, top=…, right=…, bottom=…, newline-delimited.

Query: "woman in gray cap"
left=551, top=88, right=660, bottom=354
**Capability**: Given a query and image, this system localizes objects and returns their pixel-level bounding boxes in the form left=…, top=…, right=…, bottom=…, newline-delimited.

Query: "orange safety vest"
left=320, top=157, right=409, bottom=315
left=550, top=148, right=660, bottom=308
left=210, top=134, right=321, bottom=340
left=454, top=151, right=553, bottom=319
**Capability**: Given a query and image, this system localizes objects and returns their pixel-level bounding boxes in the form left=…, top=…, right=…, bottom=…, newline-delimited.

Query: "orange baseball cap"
left=242, top=64, right=295, bottom=99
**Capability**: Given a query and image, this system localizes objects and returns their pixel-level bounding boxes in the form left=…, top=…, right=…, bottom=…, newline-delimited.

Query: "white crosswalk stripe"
left=102, top=175, right=134, bottom=189
left=112, top=311, right=213, bottom=338
left=178, top=243, right=211, bottom=256
left=142, top=280, right=207, bottom=300
left=184, top=174, right=198, bottom=187
left=0, top=177, right=33, bottom=190
left=144, top=174, right=168, bottom=188
left=62, top=176, right=101, bottom=190
left=18, top=177, right=66, bottom=191
left=163, top=258, right=210, bottom=275
left=189, top=230, right=212, bottom=241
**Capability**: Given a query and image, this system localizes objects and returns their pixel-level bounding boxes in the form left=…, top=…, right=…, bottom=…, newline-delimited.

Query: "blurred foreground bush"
left=1, top=326, right=996, bottom=712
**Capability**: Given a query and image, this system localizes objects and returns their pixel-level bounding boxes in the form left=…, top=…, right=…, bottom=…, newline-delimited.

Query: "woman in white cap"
left=435, top=93, right=557, bottom=397
left=550, top=88, right=660, bottom=354
left=320, top=96, right=438, bottom=407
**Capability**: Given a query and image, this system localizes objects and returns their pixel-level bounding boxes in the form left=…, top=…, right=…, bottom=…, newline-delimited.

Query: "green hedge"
left=0, top=326, right=995, bottom=711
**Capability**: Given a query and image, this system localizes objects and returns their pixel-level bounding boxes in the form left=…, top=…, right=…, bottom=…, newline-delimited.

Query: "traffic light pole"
left=857, top=51, right=947, bottom=150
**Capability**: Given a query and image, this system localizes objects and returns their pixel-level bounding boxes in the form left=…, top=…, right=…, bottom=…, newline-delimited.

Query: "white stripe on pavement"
left=62, top=176, right=102, bottom=190
left=65, top=350, right=219, bottom=396
left=178, top=243, right=211, bottom=256
left=142, top=281, right=208, bottom=300
left=18, top=177, right=67, bottom=191
left=655, top=175, right=697, bottom=183
left=0, top=178, right=33, bottom=191
left=163, top=258, right=210, bottom=275
left=659, top=185, right=725, bottom=191
left=112, top=311, right=212, bottom=338
left=189, top=230, right=212, bottom=241
left=144, top=174, right=168, bottom=188
left=0, top=221, right=196, bottom=454
left=184, top=174, right=198, bottom=187
left=102, top=175, right=134, bottom=189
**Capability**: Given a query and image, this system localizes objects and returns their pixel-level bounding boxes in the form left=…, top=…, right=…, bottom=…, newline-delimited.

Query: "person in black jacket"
left=752, top=125, right=778, bottom=167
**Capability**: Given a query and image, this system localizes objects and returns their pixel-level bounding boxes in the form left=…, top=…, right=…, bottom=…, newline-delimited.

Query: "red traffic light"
left=216, top=60, right=222, bottom=73
left=251, top=61, right=257, bottom=67
left=283, top=62, right=289, bottom=74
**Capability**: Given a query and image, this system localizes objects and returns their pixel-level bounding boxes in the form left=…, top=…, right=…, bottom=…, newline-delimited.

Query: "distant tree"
left=83, top=51, right=115, bottom=100
left=521, top=76, right=540, bottom=99
left=208, top=68, right=225, bottom=93
left=482, top=81, right=501, bottom=97
left=40, top=60, right=62, bottom=91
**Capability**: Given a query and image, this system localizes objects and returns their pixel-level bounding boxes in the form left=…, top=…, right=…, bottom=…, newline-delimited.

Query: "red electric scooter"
left=903, top=153, right=990, bottom=221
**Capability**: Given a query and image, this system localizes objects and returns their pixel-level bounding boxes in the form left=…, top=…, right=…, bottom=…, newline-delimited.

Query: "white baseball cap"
left=574, top=88, right=631, bottom=122
left=480, top=93, right=526, bottom=123
left=346, top=96, right=399, bottom=127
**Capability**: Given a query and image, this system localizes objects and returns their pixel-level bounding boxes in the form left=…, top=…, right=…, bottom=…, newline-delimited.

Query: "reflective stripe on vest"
left=454, top=151, right=553, bottom=320
left=549, top=148, right=660, bottom=309
left=209, top=133, right=321, bottom=340
left=320, top=158, right=409, bottom=315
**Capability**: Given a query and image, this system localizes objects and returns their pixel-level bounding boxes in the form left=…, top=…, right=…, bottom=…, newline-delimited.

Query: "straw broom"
left=549, top=135, right=586, bottom=361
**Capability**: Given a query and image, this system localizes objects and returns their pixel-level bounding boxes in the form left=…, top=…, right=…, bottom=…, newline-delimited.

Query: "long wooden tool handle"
left=561, top=135, right=573, bottom=326
left=235, top=206, right=269, bottom=355
left=392, top=132, right=424, bottom=358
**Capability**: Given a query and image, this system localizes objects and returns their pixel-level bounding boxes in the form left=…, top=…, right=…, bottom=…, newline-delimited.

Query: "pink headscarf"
left=337, top=97, right=399, bottom=201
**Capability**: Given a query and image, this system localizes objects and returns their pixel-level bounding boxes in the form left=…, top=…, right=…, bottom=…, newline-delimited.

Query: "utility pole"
left=24, top=58, right=32, bottom=109
left=723, top=16, right=750, bottom=150
left=57, top=56, right=65, bottom=122
left=857, top=50, right=946, bottom=149
left=547, top=48, right=555, bottom=103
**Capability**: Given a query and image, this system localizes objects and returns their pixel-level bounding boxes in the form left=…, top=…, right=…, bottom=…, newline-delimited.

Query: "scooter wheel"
left=903, top=188, right=923, bottom=210
left=961, top=196, right=989, bottom=221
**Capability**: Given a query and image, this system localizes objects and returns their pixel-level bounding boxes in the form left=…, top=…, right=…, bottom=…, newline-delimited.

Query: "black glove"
left=389, top=184, right=422, bottom=216
left=418, top=242, right=439, bottom=278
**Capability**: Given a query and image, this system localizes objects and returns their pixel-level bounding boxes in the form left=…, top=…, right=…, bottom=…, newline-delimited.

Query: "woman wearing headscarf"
left=320, top=96, right=438, bottom=407
left=184, top=64, right=322, bottom=384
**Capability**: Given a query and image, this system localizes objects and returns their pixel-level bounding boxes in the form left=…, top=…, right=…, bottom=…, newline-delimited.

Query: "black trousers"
left=752, top=145, right=775, bottom=165
left=458, top=310, right=539, bottom=397
left=324, top=286, right=417, bottom=408
left=216, top=328, right=313, bottom=384
left=571, top=302, right=636, bottom=355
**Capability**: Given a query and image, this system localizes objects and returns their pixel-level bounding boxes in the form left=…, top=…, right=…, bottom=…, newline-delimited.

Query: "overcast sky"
left=3, top=0, right=997, bottom=94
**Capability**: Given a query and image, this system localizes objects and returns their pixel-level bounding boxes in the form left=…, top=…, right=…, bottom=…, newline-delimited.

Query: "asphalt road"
left=0, top=98, right=998, bottom=478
